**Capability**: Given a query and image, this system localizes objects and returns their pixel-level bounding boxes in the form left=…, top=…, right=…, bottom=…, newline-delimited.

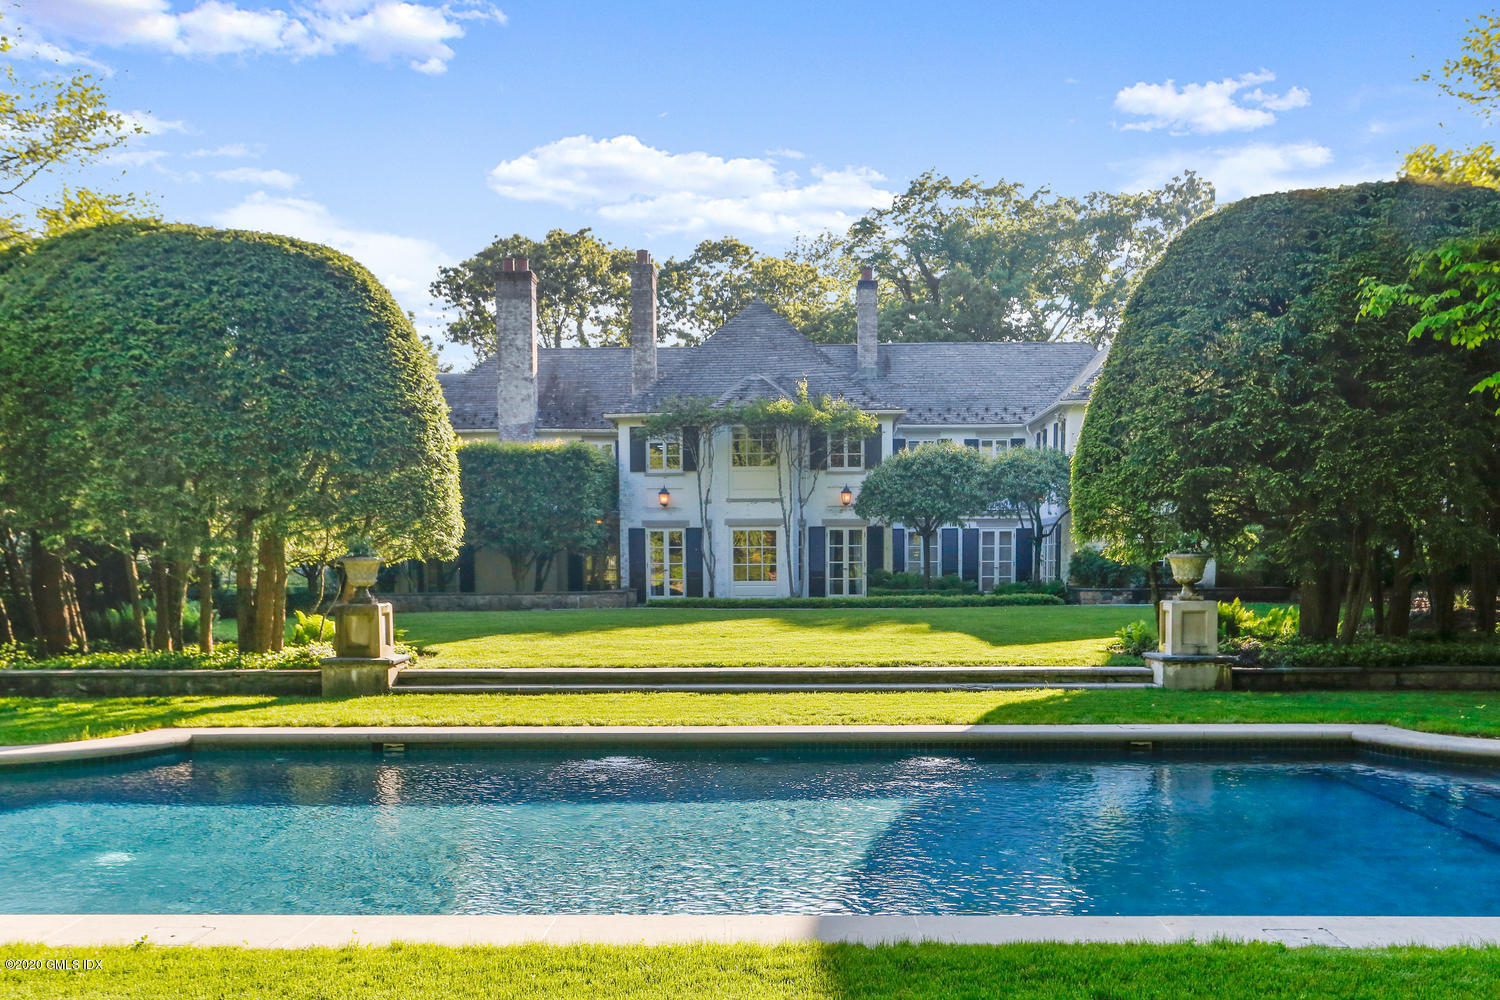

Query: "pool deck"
left=5, top=722, right=1500, bottom=949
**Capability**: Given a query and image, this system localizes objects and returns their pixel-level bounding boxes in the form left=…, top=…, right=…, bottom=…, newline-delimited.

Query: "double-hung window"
left=826, top=432, right=864, bottom=471
left=647, top=432, right=681, bottom=472
left=732, top=426, right=777, bottom=467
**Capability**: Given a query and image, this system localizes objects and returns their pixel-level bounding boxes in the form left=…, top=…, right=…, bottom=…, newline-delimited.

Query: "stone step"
left=391, top=665, right=1153, bottom=694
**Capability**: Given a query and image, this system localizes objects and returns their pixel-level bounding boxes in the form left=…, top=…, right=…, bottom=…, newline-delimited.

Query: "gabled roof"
left=438, top=301, right=1104, bottom=432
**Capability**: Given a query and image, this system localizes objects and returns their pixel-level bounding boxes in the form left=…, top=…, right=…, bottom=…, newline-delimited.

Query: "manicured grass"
left=4, top=689, right=1500, bottom=745
left=2, top=941, right=1499, bottom=999
left=391, top=606, right=1149, bottom=668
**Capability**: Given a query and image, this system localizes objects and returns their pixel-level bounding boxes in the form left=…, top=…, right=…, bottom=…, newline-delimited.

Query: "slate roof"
left=438, top=301, right=1104, bottom=431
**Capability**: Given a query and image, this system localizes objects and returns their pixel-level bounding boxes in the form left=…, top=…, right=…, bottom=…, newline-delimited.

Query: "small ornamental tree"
left=985, top=447, right=1073, bottom=584
left=853, top=443, right=989, bottom=587
left=645, top=397, right=735, bottom=596
left=458, top=442, right=616, bottom=591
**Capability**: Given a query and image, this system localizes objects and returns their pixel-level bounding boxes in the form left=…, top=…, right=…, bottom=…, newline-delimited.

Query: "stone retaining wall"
left=385, top=589, right=636, bottom=613
left=1233, top=665, right=1500, bottom=691
left=0, top=669, right=321, bottom=698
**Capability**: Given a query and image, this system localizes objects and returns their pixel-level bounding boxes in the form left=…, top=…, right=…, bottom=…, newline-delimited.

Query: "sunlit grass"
left=3, top=689, right=1499, bottom=745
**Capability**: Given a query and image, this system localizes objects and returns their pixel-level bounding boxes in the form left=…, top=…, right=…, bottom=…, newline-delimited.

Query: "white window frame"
left=647, top=528, right=684, bottom=598
left=1039, top=533, right=1059, bottom=583
left=731, top=426, right=777, bottom=467
left=979, top=528, right=1014, bottom=591
left=906, top=531, right=940, bottom=578
left=647, top=431, right=681, bottom=473
left=732, top=528, right=779, bottom=583
left=827, top=527, right=865, bottom=596
left=827, top=432, right=864, bottom=471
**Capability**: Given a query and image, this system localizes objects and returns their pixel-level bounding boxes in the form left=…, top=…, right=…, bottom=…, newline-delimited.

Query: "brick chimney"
left=495, top=256, right=538, bottom=441
left=630, top=249, right=657, bottom=396
left=856, top=265, right=878, bottom=378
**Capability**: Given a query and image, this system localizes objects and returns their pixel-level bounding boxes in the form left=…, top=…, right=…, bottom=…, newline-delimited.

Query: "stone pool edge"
left=2, top=722, right=1498, bottom=768
left=7, top=913, right=1500, bottom=949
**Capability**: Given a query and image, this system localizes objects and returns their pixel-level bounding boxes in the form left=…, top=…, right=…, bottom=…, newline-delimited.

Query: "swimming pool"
left=1, top=743, right=1495, bottom=915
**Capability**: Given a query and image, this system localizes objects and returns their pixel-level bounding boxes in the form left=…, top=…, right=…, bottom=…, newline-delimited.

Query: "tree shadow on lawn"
left=0, top=695, right=322, bottom=746
left=403, top=607, right=1147, bottom=653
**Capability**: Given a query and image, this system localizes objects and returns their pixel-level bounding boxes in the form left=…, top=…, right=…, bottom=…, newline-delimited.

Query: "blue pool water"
left=0, top=745, right=1497, bottom=915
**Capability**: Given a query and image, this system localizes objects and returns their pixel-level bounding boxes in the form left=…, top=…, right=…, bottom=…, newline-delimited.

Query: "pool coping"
left=6, top=722, right=1500, bottom=949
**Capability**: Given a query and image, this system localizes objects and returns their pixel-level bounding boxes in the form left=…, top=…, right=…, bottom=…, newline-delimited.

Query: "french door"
left=978, top=529, right=1014, bottom=591
left=647, top=528, right=684, bottom=598
left=828, top=528, right=865, bottom=596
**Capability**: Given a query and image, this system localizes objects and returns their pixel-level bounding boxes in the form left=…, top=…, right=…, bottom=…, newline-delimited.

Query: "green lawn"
left=387, top=606, right=1149, bottom=668
left=2, top=941, right=1497, bottom=999
left=4, top=689, right=1499, bottom=745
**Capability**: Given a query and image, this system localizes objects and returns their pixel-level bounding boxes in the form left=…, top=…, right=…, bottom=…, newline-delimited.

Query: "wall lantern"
left=658, top=485, right=671, bottom=508
left=840, top=485, right=854, bottom=507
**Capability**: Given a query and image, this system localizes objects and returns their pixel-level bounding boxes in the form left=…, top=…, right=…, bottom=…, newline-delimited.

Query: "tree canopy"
left=1072, top=180, right=1500, bottom=640
left=0, top=222, right=463, bottom=652
left=984, top=447, right=1072, bottom=581
left=854, top=443, right=990, bottom=586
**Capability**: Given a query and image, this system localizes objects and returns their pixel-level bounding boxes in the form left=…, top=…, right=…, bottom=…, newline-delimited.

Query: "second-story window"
left=827, top=432, right=864, bottom=470
left=732, top=426, right=777, bottom=467
left=647, top=431, right=681, bottom=472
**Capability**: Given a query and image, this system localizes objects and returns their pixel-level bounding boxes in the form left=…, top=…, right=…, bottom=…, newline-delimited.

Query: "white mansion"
left=436, top=252, right=1104, bottom=601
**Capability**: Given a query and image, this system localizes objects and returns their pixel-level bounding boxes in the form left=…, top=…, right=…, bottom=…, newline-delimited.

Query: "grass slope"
left=2, top=942, right=1499, bottom=999
left=3, top=689, right=1499, bottom=745
left=394, top=607, right=1147, bottom=668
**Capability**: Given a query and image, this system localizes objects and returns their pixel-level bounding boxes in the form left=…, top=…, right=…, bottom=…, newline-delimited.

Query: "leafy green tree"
left=984, top=447, right=1072, bottom=584
left=818, top=170, right=1214, bottom=346
left=853, top=443, right=989, bottom=587
left=431, top=228, right=632, bottom=352
left=1073, top=180, right=1500, bottom=641
left=458, top=442, right=616, bottom=590
left=657, top=237, right=846, bottom=345
left=0, top=222, right=464, bottom=653
left=1402, top=13, right=1500, bottom=189
left=644, top=397, right=736, bottom=595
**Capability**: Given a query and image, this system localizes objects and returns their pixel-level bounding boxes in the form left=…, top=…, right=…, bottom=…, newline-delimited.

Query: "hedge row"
left=0, top=644, right=331, bottom=671
left=646, top=594, right=1065, bottom=609
left=1254, top=638, right=1500, bottom=670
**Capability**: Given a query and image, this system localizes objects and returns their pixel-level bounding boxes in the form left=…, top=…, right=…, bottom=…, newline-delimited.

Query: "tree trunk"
left=235, top=515, right=258, bottom=653
left=1430, top=566, right=1458, bottom=637
left=1473, top=549, right=1498, bottom=637
left=1385, top=534, right=1415, bottom=638
left=1338, top=539, right=1371, bottom=645
left=1370, top=546, right=1386, bottom=637
left=0, top=582, right=12, bottom=645
left=118, top=539, right=148, bottom=650
left=1298, top=564, right=1345, bottom=641
left=60, top=565, right=88, bottom=652
left=197, top=548, right=215, bottom=654
left=168, top=560, right=189, bottom=650
left=30, top=536, right=76, bottom=655
left=150, top=555, right=172, bottom=651
left=922, top=530, right=935, bottom=589
left=271, top=539, right=288, bottom=653
left=254, top=529, right=283, bottom=653
left=3, top=533, right=40, bottom=641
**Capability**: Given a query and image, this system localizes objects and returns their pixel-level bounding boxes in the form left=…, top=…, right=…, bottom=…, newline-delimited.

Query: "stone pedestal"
left=320, top=599, right=406, bottom=697
left=1145, top=598, right=1232, bottom=690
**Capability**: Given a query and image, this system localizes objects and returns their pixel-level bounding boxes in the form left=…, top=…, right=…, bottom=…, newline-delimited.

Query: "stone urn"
left=339, top=554, right=383, bottom=604
left=1166, top=552, right=1210, bottom=600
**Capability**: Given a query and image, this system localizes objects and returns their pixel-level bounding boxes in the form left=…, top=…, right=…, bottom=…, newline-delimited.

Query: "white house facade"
left=436, top=252, right=1104, bottom=601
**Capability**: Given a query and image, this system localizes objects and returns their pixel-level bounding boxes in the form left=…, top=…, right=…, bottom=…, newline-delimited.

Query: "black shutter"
left=866, top=526, right=884, bottom=577
left=891, top=528, right=906, bottom=572
left=808, top=526, right=826, bottom=597
left=961, top=528, right=980, bottom=583
left=1016, top=527, right=1034, bottom=582
left=458, top=544, right=476, bottom=593
left=628, top=528, right=646, bottom=601
left=964, top=438, right=980, bottom=449
left=940, top=527, right=959, bottom=577
left=892, top=437, right=906, bottom=453
left=685, top=527, right=704, bottom=597
left=864, top=431, right=882, bottom=468
left=567, top=553, right=585, bottom=591
left=810, top=431, right=828, bottom=470
left=681, top=425, right=699, bottom=472
left=629, top=427, right=647, bottom=473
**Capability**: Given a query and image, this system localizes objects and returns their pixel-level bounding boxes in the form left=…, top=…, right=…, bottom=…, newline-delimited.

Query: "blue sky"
left=11, top=0, right=1494, bottom=365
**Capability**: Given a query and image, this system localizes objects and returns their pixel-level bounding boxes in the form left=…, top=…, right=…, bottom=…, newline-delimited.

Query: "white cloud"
left=1, top=33, right=115, bottom=72
left=211, top=190, right=449, bottom=308
left=212, top=166, right=298, bottom=188
left=118, top=109, right=190, bottom=136
left=488, top=134, right=894, bottom=238
left=186, top=142, right=259, bottom=157
left=19, top=0, right=504, bottom=74
left=1124, top=140, right=1388, bottom=202
left=1115, top=70, right=1311, bottom=135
